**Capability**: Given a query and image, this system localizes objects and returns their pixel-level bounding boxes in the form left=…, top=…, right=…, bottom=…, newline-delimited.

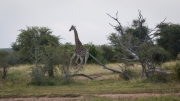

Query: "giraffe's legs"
left=79, top=56, right=84, bottom=68
left=69, top=53, right=76, bottom=70
left=84, top=53, right=89, bottom=68
left=75, top=55, right=80, bottom=69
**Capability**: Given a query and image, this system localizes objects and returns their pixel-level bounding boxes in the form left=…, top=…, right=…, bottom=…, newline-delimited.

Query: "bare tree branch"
left=149, top=17, right=166, bottom=36
left=121, top=58, right=138, bottom=62
left=107, top=12, right=140, bottom=61
left=69, top=73, right=100, bottom=80
left=107, top=12, right=124, bottom=35
left=89, top=54, right=131, bottom=79
left=109, top=23, right=117, bottom=28
left=117, top=64, right=124, bottom=71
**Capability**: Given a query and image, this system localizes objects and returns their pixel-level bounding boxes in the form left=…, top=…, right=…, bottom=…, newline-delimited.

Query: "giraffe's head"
left=69, top=25, right=76, bottom=32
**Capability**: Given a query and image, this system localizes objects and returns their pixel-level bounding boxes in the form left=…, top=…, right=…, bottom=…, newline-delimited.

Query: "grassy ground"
left=0, top=62, right=180, bottom=100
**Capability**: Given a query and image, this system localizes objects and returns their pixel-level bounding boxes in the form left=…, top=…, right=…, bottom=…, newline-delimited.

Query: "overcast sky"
left=0, top=0, right=180, bottom=48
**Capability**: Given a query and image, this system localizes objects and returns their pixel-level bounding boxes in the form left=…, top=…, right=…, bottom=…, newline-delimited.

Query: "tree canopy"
left=155, top=23, right=180, bottom=58
left=12, top=26, right=60, bottom=63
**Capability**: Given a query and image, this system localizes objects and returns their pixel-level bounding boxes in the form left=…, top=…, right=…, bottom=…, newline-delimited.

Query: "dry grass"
left=5, top=61, right=176, bottom=78
left=0, top=62, right=180, bottom=99
left=1, top=61, right=177, bottom=83
left=162, top=61, right=178, bottom=71
left=9, top=64, right=32, bottom=73
left=4, top=64, right=133, bottom=82
left=70, top=63, right=142, bottom=76
left=2, top=63, right=143, bottom=82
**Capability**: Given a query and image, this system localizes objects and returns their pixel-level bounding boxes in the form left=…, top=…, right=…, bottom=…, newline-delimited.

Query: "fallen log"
left=66, top=54, right=131, bottom=80
left=89, top=54, right=131, bottom=80
left=70, top=74, right=100, bottom=80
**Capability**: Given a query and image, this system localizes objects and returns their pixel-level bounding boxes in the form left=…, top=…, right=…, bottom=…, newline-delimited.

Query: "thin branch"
left=149, top=17, right=166, bottom=34
left=117, top=64, right=124, bottom=71
left=121, top=58, right=138, bottom=62
left=107, top=12, right=124, bottom=35
left=116, top=11, right=118, bottom=19
left=109, top=23, right=117, bottom=28
left=107, top=12, right=140, bottom=61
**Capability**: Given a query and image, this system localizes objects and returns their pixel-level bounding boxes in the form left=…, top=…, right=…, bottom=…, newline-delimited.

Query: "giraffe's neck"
left=73, top=28, right=82, bottom=46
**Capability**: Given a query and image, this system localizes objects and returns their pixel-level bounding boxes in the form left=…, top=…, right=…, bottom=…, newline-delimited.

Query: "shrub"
left=119, top=67, right=135, bottom=80
left=177, top=53, right=180, bottom=60
left=143, top=72, right=168, bottom=83
left=30, top=66, right=47, bottom=85
left=152, top=72, right=168, bottom=83
left=172, top=62, right=180, bottom=82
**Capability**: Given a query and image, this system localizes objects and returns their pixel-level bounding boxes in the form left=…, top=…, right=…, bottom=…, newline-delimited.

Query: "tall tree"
left=126, top=20, right=149, bottom=42
left=155, top=23, right=180, bottom=58
left=12, top=26, right=60, bottom=63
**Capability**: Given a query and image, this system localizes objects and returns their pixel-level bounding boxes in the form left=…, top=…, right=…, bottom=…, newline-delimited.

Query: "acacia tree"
left=107, top=11, right=169, bottom=78
left=12, top=26, right=60, bottom=78
left=12, top=26, right=60, bottom=63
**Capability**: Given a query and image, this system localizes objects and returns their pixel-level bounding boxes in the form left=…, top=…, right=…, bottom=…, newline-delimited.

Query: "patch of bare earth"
left=97, top=93, right=180, bottom=99
left=0, top=96, right=83, bottom=101
left=0, top=93, right=180, bottom=101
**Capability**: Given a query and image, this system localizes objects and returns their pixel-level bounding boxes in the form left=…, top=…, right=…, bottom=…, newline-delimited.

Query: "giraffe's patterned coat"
left=69, top=25, right=89, bottom=69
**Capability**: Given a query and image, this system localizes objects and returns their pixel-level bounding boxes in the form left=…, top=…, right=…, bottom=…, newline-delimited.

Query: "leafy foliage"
left=126, top=20, right=149, bottom=41
left=155, top=23, right=180, bottom=58
left=12, top=26, right=60, bottom=63
left=100, top=44, right=117, bottom=62
left=83, top=43, right=106, bottom=64
left=0, top=50, right=19, bottom=79
left=0, top=50, right=19, bottom=66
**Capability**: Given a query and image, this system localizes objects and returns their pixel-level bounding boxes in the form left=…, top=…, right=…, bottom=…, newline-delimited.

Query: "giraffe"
left=69, top=25, right=89, bottom=69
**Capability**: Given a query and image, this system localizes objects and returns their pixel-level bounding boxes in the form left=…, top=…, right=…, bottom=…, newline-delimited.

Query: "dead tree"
left=107, top=10, right=168, bottom=78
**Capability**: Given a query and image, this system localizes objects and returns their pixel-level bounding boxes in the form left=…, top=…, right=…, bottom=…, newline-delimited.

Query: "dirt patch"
left=1, top=93, right=179, bottom=101
left=0, top=96, right=84, bottom=101
left=97, top=93, right=180, bottom=99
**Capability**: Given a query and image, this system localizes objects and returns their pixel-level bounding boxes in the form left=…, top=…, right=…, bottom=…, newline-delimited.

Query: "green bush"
left=143, top=73, right=168, bottom=83
left=84, top=43, right=107, bottom=64
left=147, top=46, right=171, bottom=64
left=30, top=66, right=47, bottom=85
left=151, top=72, right=168, bottom=83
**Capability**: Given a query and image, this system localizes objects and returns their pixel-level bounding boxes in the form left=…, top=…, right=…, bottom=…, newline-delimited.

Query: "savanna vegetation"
left=0, top=11, right=180, bottom=100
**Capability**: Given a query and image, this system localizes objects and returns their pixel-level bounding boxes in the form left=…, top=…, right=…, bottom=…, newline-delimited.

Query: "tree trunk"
left=2, top=63, right=7, bottom=79
left=48, top=59, right=54, bottom=77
